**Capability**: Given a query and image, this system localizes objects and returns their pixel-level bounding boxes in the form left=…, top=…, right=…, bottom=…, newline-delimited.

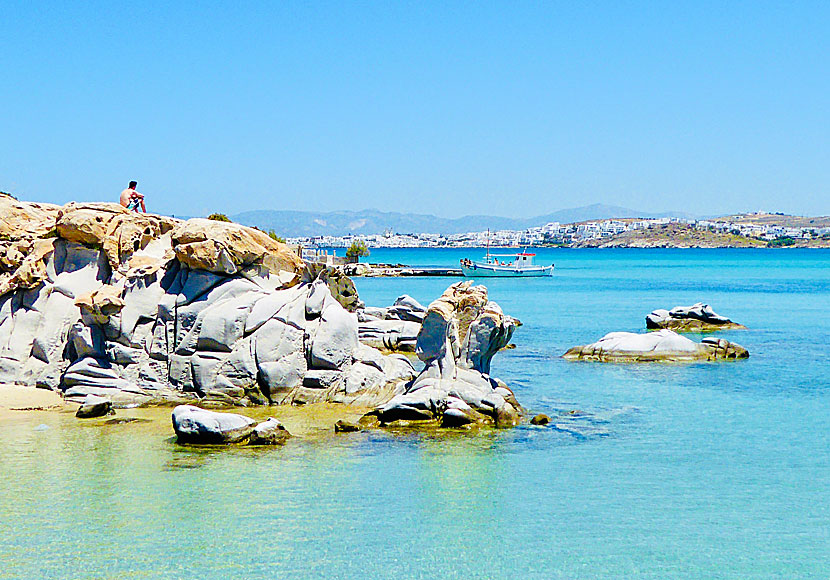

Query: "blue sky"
left=1, top=1, right=828, bottom=218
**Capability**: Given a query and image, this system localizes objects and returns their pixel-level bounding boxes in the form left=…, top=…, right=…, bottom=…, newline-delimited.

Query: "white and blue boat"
left=460, top=251, right=554, bottom=277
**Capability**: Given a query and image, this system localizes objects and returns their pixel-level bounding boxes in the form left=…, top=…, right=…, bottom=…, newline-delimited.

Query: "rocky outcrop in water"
left=374, top=281, right=523, bottom=427
left=563, top=329, right=749, bottom=362
left=172, top=404, right=257, bottom=444
left=646, top=303, right=746, bottom=332
left=0, top=195, right=415, bottom=408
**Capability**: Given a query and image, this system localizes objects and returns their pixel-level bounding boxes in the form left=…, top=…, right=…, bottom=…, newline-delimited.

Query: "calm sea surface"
left=2, top=249, right=829, bottom=579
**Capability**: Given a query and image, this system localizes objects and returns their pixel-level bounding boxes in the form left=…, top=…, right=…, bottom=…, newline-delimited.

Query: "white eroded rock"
left=563, top=329, right=749, bottom=361
left=375, top=282, right=523, bottom=427
left=171, top=405, right=257, bottom=444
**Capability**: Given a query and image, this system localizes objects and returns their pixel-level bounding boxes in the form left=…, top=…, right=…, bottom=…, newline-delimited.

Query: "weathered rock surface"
left=172, top=405, right=257, bottom=444
left=357, top=295, right=427, bottom=352
left=75, top=394, right=113, bottom=418
left=375, top=282, right=523, bottom=427
left=171, top=218, right=303, bottom=281
left=563, top=329, right=749, bottom=362
left=249, top=418, right=291, bottom=445
left=646, top=303, right=746, bottom=332
left=0, top=199, right=415, bottom=409
left=334, top=419, right=361, bottom=433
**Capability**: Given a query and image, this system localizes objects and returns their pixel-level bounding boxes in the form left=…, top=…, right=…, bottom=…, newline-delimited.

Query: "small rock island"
left=646, top=303, right=746, bottom=332
left=564, top=329, right=749, bottom=362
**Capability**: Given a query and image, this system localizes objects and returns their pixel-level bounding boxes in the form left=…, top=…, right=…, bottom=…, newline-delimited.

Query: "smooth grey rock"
left=309, top=301, right=358, bottom=370
left=387, top=295, right=427, bottom=322
left=75, top=394, right=112, bottom=418
left=62, top=357, right=133, bottom=390
left=171, top=405, right=256, bottom=444
left=106, top=342, right=143, bottom=364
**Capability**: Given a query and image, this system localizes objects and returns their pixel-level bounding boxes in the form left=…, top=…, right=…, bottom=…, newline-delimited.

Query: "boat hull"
left=461, top=264, right=554, bottom=277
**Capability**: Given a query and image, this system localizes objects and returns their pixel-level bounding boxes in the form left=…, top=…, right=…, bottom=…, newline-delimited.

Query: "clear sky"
left=2, top=1, right=828, bottom=218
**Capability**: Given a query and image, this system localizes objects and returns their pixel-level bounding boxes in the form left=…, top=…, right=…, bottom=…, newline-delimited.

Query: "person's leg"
left=140, top=199, right=146, bottom=213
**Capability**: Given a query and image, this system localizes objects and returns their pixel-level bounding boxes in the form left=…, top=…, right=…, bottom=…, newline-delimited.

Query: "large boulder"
left=171, top=218, right=304, bottom=282
left=646, top=303, right=746, bottom=332
left=375, top=282, right=523, bottom=428
left=171, top=405, right=257, bottom=444
left=56, top=202, right=177, bottom=273
left=563, top=329, right=749, bottom=362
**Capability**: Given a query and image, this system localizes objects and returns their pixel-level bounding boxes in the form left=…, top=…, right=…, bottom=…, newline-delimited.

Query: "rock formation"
left=357, top=294, right=426, bottom=352
left=646, top=303, right=746, bottom=332
left=172, top=404, right=257, bottom=444
left=0, top=195, right=414, bottom=408
left=563, top=329, right=749, bottom=362
left=374, top=281, right=523, bottom=427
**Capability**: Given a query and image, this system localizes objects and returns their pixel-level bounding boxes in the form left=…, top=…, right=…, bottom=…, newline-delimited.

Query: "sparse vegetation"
left=267, top=230, right=285, bottom=243
left=207, top=213, right=231, bottom=222
left=346, top=239, right=370, bottom=262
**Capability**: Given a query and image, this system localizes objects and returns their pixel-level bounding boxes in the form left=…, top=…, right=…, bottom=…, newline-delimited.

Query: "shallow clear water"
left=2, top=249, right=829, bottom=579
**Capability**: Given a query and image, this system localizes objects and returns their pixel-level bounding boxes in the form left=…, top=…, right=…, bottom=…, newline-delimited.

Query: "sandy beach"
left=0, top=384, right=68, bottom=416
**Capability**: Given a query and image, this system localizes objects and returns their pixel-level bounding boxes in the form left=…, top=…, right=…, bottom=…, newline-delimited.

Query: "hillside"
left=231, top=204, right=694, bottom=237
left=576, top=222, right=830, bottom=248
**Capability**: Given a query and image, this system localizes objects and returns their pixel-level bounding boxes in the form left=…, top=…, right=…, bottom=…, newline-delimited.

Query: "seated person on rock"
left=119, top=181, right=146, bottom=212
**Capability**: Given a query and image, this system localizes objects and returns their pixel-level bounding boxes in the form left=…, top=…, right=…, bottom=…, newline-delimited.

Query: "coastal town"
left=285, top=213, right=830, bottom=249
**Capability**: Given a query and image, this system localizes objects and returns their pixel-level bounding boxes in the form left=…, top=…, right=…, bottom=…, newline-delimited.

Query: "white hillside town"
left=285, top=214, right=830, bottom=249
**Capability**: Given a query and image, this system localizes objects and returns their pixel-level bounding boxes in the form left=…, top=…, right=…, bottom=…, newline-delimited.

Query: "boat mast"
left=486, top=228, right=490, bottom=261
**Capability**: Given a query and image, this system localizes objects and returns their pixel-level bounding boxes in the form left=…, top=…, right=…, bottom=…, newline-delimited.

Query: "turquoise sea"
left=2, top=248, right=829, bottom=579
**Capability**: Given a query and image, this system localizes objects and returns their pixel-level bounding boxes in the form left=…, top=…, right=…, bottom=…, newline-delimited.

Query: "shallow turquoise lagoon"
left=2, top=249, right=829, bottom=579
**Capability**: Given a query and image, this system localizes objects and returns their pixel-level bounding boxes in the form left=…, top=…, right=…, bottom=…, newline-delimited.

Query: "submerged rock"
left=334, top=419, right=361, bottom=433
left=563, top=329, right=749, bottom=362
left=75, top=394, right=113, bottom=418
left=375, top=282, right=523, bottom=428
left=530, top=414, right=551, bottom=425
left=646, top=303, right=746, bottom=332
left=171, top=405, right=257, bottom=444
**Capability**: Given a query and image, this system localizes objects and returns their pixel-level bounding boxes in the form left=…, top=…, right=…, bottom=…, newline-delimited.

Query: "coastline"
left=0, top=384, right=375, bottom=439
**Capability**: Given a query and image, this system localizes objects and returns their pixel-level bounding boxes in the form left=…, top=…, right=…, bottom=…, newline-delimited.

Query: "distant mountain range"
left=232, top=203, right=698, bottom=237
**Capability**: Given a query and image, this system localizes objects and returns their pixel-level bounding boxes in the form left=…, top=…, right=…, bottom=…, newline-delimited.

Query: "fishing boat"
left=460, top=230, right=554, bottom=277
left=460, top=252, right=554, bottom=277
